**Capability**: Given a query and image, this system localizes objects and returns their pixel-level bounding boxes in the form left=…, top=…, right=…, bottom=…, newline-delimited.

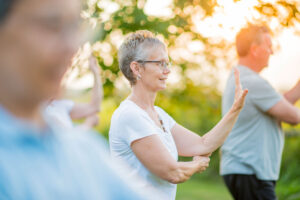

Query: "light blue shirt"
left=220, top=65, right=284, bottom=180
left=0, top=105, right=144, bottom=200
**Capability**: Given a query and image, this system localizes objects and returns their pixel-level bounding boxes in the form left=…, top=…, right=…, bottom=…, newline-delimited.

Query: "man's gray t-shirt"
left=220, top=65, right=284, bottom=180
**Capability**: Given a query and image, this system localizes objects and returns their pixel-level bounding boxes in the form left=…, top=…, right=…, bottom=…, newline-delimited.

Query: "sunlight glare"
left=144, top=0, right=173, bottom=17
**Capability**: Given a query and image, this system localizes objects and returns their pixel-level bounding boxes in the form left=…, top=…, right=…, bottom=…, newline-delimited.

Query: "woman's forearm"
left=197, top=70, right=248, bottom=154
left=89, top=55, right=103, bottom=111
left=165, top=161, right=198, bottom=184
left=90, top=70, right=103, bottom=110
left=172, top=68, right=248, bottom=157
left=171, top=108, right=242, bottom=157
left=163, top=158, right=209, bottom=184
left=131, top=134, right=209, bottom=184
left=200, top=108, right=241, bottom=154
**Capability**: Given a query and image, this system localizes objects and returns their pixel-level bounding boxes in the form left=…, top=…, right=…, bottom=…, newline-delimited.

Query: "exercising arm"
left=267, top=80, right=300, bottom=125
left=171, top=68, right=248, bottom=156
left=284, top=80, right=300, bottom=104
left=76, top=114, right=99, bottom=131
left=131, top=135, right=210, bottom=184
left=70, top=56, right=103, bottom=120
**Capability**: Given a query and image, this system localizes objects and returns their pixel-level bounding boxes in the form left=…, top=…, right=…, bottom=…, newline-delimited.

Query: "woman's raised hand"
left=89, top=55, right=100, bottom=75
left=231, top=68, right=248, bottom=113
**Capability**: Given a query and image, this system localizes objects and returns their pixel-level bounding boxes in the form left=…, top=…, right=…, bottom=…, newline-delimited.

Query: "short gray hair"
left=118, top=30, right=166, bottom=85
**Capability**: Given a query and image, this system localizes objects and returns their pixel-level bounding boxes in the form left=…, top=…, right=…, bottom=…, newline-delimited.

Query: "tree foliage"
left=79, top=0, right=300, bottom=96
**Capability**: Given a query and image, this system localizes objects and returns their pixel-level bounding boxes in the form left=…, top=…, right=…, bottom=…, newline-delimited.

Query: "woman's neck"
left=129, top=84, right=156, bottom=111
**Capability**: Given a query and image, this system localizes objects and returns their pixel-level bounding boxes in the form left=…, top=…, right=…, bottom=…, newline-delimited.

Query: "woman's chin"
left=157, top=84, right=167, bottom=91
left=148, top=83, right=167, bottom=92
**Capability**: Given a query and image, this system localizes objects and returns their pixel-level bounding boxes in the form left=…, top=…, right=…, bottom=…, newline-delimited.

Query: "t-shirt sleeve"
left=155, top=107, right=176, bottom=130
left=53, top=99, right=75, bottom=114
left=248, top=77, right=282, bottom=112
left=118, top=110, right=158, bottom=146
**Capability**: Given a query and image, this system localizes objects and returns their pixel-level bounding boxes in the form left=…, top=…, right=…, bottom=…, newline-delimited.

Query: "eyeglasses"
left=136, top=60, right=172, bottom=70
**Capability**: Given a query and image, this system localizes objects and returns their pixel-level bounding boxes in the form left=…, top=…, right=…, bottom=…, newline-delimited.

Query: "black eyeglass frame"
left=136, top=60, right=172, bottom=69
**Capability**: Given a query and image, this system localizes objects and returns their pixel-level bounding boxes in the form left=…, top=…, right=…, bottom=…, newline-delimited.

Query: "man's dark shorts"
left=223, top=174, right=277, bottom=200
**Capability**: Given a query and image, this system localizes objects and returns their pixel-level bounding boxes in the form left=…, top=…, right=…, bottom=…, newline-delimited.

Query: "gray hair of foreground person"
left=118, top=30, right=166, bottom=86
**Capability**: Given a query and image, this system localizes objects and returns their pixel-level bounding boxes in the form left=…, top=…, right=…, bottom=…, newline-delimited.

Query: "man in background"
left=220, top=24, right=300, bottom=199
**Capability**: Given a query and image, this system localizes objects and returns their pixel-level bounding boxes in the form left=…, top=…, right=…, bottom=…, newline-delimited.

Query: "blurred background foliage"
left=68, top=0, right=300, bottom=199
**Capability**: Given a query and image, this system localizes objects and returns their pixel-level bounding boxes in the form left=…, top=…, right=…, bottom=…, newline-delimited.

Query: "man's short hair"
left=236, top=24, right=270, bottom=57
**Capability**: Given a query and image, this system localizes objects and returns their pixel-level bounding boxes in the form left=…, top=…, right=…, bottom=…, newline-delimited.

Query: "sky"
left=261, top=29, right=300, bottom=91
left=67, top=0, right=300, bottom=92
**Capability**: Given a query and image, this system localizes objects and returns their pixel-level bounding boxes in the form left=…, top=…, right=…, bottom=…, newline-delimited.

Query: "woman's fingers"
left=232, top=88, right=248, bottom=112
left=232, top=68, right=248, bottom=111
left=89, top=56, right=100, bottom=73
left=238, top=89, right=248, bottom=104
left=234, top=68, right=245, bottom=102
left=234, top=68, right=240, bottom=88
left=193, top=156, right=210, bottom=173
left=234, top=68, right=242, bottom=93
left=89, top=55, right=96, bottom=65
left=242, top=89, right=248, bottom=99
left=193, top=155, right=210, bottom=161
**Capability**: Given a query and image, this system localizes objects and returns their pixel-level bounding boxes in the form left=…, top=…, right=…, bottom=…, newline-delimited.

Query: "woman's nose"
left=163, top=67, right=170, bottom=74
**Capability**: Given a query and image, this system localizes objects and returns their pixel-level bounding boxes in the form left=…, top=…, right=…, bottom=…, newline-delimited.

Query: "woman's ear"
left=130, top=61, right=140, bottom=77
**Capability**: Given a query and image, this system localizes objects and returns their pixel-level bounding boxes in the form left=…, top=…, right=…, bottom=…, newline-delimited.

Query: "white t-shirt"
left=109, top=99, right=178, bottom=200
left=45, top=100, right=75, bottom=129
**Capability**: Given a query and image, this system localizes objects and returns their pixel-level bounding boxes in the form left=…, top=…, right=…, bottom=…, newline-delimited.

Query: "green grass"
left=176, top=176, right=300, bottom=200
left=176, top=177, right=232, bottom=200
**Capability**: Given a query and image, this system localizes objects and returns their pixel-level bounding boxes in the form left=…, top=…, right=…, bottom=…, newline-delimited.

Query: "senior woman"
left=109, top=30, right=248, bottom=199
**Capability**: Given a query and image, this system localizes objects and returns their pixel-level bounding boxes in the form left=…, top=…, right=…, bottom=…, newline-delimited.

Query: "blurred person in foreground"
left=0, top=0, right=145, bottom=199
left=46, top=55, right=103, bottom=131
left=220, top=24, right=300, bottom=200
left=109, top=30, right=248, bottom=200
